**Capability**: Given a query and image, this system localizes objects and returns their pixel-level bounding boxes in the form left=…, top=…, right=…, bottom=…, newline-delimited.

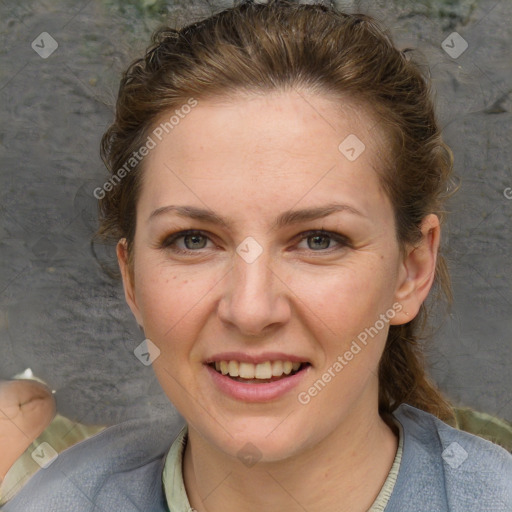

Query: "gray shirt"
left=3, top=403, right=512, bottom=511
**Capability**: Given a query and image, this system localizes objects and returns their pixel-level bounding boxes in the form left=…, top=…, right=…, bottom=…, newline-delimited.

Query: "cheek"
left=133, top=244, right=398, bottom=353
left=287, top=258, right=397, bottom=336
left=133, top=257, right=218, bottom=346
left=291, top=264, right=394, bottom=418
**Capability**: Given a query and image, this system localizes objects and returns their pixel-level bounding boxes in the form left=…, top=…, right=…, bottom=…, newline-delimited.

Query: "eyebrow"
left=148, top=203, right=365, bottom=231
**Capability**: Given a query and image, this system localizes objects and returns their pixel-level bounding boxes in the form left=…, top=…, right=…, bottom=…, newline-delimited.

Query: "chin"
left=200, top=416, right=315, bottom=464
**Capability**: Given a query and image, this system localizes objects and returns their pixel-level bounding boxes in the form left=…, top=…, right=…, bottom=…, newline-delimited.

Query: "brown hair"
left=97, top=0, right=456, bottom=423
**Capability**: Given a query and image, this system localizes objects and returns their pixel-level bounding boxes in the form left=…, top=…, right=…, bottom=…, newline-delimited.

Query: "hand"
left=0, top=380, right=56, bottom=480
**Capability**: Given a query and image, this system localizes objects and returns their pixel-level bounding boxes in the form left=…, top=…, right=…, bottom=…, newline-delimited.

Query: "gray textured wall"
left=0, top=0, right=510, bottom=427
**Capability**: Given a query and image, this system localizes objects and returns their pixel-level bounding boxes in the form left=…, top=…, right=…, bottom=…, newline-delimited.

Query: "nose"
left=217, top=245, right=290, bottom=337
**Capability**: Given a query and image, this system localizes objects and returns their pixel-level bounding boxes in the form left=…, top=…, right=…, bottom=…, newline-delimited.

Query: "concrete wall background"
left=0, top=0, right=510, bottom=427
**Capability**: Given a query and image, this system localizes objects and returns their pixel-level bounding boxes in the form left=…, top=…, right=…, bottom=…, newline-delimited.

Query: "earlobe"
left=390, top=214, right=440, bottom=325
left=116, top=238, right=143, bottom=327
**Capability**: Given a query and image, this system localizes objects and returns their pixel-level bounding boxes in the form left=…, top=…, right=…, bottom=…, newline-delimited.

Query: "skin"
left=117, top=89, right=440, bottom=512
left=0, top=380, right=56, bottom=481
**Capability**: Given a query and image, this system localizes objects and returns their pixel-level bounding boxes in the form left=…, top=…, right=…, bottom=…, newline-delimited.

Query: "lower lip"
left=205, top=363, right=311, bottom=402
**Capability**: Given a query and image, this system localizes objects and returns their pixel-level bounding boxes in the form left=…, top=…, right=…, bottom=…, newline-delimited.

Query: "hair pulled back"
left=98, top=0, right=456, bottom=423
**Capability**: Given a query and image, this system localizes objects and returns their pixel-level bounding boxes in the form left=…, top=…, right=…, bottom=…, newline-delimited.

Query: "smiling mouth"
left=207, top=361, right=311, bottom=383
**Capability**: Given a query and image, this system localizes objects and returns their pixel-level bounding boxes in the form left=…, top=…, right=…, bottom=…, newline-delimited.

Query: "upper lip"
left=204, top=352, right=311, bottom=365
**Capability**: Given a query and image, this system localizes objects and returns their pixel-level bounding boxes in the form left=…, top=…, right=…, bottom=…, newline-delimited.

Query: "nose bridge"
left=234, top=241, right=273, bottom=300
left=218, top=237, right=288, bottom=335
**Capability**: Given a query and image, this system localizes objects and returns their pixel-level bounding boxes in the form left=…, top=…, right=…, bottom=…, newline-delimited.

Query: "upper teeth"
left=213, top=360, right=302, bottom=379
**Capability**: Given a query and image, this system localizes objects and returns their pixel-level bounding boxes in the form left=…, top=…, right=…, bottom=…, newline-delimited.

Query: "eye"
left=158, top=229, right=351, bottom=255
left=295, top=230, right=351, bottom=252
left=159, top=230, right=214, bottom=254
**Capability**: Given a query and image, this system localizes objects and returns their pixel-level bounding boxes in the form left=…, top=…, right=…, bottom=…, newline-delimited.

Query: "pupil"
left=310, top=235, right=329, bottom=250
left=186, top=234, right=205, bottom=249
left=186, top=235, right=329, bottom=250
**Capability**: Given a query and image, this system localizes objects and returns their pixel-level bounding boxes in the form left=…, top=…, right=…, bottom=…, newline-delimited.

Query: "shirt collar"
left=162, top=424, right=191, bottom=512
left=162, top=418, right=403, bottom=511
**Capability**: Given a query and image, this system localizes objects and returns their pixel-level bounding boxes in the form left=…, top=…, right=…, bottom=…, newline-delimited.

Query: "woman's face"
left=118, top=90, right=423, bottom=462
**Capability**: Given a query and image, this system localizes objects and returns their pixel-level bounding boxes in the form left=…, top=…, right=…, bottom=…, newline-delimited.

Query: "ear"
left=390, top=214, right=440, bottom=325
left=116, top=238, right=144, bottom=328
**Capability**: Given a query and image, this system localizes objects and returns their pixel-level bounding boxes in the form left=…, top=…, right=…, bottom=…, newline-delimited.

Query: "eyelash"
left=158, top=229, right=352, bottom=256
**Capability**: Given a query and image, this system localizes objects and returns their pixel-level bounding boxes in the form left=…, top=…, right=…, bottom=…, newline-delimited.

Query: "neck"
left=183, top=398, right=398, bottom=512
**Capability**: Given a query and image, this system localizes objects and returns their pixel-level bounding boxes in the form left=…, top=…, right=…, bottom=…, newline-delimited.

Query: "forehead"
left=138, top=90, right=392, bottom=224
